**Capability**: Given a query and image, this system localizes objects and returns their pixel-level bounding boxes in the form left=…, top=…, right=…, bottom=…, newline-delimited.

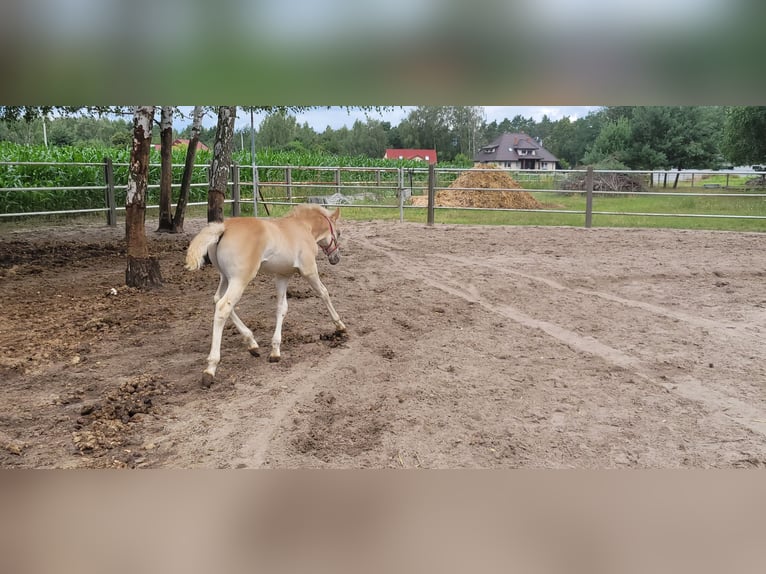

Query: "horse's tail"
left=185, top=222, right=226, bottom=271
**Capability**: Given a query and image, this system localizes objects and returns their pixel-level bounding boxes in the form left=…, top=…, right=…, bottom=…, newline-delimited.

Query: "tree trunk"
left=172, top=105, right=202, bottom=233
left=157, top=106, right=175, bottom=232
left=673, top=167, right=681, bottom=189
left=125, top=106, right=163, bottom=289
left=207, top=106, right=237, bottom=223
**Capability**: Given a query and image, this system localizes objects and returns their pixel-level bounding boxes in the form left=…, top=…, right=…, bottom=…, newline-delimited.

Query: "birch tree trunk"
left=207, top=106, right=237, bottom=223
left=157, top=106, right=174, bottom=232
left=172, top=105, right=203, bottom=233
left=125, top=106, right=163, bottom=288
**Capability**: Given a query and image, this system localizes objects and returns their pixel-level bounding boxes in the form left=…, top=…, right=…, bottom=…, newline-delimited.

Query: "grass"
left=310, top=187, right=765, bottom=232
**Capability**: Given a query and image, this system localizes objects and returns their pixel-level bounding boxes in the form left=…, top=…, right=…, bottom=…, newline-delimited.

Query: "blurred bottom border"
left=1, top=470, right=764, bottom=574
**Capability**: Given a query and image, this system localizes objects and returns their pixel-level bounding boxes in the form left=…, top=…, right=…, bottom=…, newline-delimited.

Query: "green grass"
left=310, top=188, right=765, bottom=232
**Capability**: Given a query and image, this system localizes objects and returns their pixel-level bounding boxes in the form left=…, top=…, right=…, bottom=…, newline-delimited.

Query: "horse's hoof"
left=268, top=355, right=281, bottom=363
left=201, top=372, right=216, bottom=388
left=248, top=347, right=260, bottom=357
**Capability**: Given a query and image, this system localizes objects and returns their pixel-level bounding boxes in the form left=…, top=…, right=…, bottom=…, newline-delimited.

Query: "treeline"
left=3, top=106, right=765, bottom=170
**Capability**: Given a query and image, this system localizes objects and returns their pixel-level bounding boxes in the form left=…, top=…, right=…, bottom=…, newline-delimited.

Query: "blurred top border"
left=1, top=0, right=764, bottom=105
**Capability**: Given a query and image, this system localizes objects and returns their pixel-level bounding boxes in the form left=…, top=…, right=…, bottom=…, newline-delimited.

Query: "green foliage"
left=594, top=106, right=724, bottom=170
left=722, top=106, right=766, bottom=167
left=582, top=117, right=632, bottom=167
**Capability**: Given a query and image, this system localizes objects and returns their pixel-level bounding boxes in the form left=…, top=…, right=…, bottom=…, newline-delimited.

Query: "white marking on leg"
left=270, top=276, right=290, bottom=361
left=303, top=272, right=346, bottom=332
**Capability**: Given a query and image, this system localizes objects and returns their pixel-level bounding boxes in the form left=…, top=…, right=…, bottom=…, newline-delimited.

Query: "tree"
left=628, top=107, right=721, bottom=186
left=349, top=119, right=388, bottom=158
left=586, top=106, right=723, bottom=181
left=398, top=106, right=453, bottom=160
left=257, top=110, right=297, bottom=151
left=172, top=105, right=203, bottom=233
left=207, top=106, right=237, bottom=223
left=157, top=106, right=175, bottom=232
left=581, top=116, right=632, bottom=168
left=542, top=116, right=577, bottom=168
left=446, top=106, right=485, bottom=158
left=722, top=106, right=766, bottom=166
left=125, top=106, right=163, bottom=288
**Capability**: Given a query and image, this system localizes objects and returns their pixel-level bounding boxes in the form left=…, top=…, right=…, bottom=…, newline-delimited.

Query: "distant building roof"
left=474, top=133, right=557, bottom=164
left=384, top=148, right=438, bottom=165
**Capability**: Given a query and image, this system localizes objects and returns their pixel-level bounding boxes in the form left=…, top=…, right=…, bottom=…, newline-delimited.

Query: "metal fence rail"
left=1, top=159, right=765, bottom=228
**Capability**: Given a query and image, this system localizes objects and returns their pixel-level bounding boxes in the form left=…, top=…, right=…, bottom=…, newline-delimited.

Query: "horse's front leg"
left=269, top=276, right=290, bottom=362
left=302, top=271, right=346, bottom=333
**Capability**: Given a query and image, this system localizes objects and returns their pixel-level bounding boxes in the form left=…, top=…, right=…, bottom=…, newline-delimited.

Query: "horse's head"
left=319, top=207, right=341, bottom=265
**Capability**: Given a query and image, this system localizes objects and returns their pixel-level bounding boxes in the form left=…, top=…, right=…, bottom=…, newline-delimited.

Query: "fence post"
left=103, top=157, right=116, bottom=227
left=335, top=168, right=341, bottom=195
left=232, top=163, right=241, bottom=217
left=398, top=167, right=405, bottom=223
left=252, top=162, right=259, bottom=217
left=286, top=167, right=292, bottom=202
left=427, top=164, right=435, bottom=226
left=585, top=166, right=594, bottom=229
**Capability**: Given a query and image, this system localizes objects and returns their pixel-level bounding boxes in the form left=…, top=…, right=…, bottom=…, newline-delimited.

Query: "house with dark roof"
left=473, top=133, right=557, bottom=170
left=384, top=148, right=438, bottom=165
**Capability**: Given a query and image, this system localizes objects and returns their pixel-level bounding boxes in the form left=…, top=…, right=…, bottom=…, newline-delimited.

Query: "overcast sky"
left=183, top=106, right=602, bottom=132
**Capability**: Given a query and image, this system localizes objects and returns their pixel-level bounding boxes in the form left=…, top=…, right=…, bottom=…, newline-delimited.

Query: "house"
left=384, top=149, right=438, bottom=165
left=152, top=138, right=210, bottom=152
left=473, top=133, right=557, bottom=170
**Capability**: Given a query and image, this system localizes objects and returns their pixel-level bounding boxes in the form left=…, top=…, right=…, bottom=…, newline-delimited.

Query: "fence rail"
left=1, top=159, right=765, bottom=229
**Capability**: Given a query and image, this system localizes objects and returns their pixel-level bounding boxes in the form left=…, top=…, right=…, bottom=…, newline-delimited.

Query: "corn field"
left=0, top=143, right=436, bottom=214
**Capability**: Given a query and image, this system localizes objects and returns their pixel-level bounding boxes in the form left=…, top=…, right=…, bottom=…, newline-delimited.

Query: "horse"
left=185, top=204, right=346, bottom=387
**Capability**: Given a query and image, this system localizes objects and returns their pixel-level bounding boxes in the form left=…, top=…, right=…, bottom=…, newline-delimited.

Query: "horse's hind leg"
left=302, top=270, right=346, bottom=333
left=214, top=275, right=259, bottom=356
left=203, top=278, right=247, bottom=386
left=268, top=276, right=290, bottom=362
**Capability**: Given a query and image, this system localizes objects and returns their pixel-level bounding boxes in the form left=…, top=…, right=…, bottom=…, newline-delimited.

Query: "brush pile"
left=559, top=171, right=646, bottom=193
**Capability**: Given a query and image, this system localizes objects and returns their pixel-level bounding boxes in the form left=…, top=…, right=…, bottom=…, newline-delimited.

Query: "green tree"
left=398, top=106, right=453, bottom=160
left=721, top=106, right=766, bottom=166
left=582, top=116, right=632, bottom=168
left=446, top=106, right=485, bottom=158
left=257, top=111, right=298, bottom=151
left=588, top=106, right=722, bottom=180
left=629, top=107, right=720, bottom=176
left=348, top=119, right=388, bottom=158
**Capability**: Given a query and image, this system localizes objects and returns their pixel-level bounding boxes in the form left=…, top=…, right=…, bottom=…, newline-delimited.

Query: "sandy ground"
left=0, top=216, right=765, bottom=468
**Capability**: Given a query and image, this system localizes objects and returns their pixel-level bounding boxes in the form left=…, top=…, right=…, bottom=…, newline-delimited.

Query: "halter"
left=320, top=215, right=339, bottom=257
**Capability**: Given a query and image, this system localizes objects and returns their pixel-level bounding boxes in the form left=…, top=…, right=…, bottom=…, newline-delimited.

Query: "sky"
left=183, top=106, right=602, bottom=132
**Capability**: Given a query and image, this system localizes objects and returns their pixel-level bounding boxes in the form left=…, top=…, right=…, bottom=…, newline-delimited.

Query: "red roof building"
left=384, top=149, right=438, bottom=165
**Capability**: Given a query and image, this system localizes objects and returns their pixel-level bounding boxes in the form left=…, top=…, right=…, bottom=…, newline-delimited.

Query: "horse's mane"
left=288, top=203, right=332, bottom=219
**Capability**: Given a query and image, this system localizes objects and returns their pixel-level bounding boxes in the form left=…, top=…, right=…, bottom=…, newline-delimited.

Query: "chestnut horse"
left=185, top=204, right=346, bottom=386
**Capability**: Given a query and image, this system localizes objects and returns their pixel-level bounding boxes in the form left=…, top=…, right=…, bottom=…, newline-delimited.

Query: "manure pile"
left=410, top=169, right=542, bottom=209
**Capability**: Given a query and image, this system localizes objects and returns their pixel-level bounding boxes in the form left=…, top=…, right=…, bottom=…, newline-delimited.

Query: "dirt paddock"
left=1, top=217, right=764, bottom=468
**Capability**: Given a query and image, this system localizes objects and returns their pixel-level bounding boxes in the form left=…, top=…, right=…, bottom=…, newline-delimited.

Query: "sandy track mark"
left=356, top=234, right=766, bottom=438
